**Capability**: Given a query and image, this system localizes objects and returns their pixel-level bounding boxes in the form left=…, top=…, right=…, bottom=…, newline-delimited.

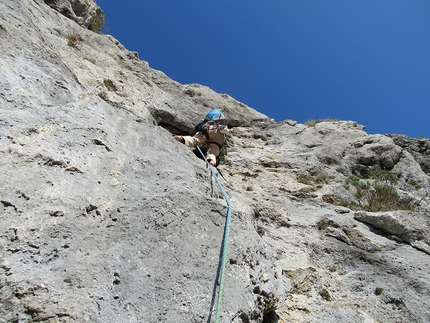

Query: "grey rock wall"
left=1, top=1, right=430, bottom=323
left=0, top=1, right=284, bottom=322
left=224, top=122, right=430, bottom=322
left=44, top=0, right=105, bottom=32
left=388, top=134, right=430, bottom=175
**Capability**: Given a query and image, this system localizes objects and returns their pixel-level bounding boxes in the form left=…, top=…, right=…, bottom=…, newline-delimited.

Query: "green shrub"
left=218, top=150, right=228, bottom=165
left=320, top=289, right=331, bottom=301
left=298, top=176, right=312, bottom=185
left=408, top=179, right=421, bottom=189
left=367, top=165, right=398, bottom=184
left=314, top=173, right=335, bottom=184
left=298, top=173, right=333, bottom=186
left=365, top=185, right=413, bottom=212
left=341, top=166, right=415, bottom=212
left=346, top=175, right=369, bottom=189
left=89, top=11, right=105, bottom=33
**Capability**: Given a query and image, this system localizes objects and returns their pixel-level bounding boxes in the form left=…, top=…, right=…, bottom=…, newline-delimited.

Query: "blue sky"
left=96, top=0, right=430, bottom=138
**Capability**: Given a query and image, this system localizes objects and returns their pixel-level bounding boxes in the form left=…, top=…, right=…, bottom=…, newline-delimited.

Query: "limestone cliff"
left=1, top=1, right=429, bottom=323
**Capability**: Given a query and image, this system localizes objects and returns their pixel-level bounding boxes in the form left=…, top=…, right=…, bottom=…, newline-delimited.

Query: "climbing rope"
left=196, top=146, right=232, bottom=323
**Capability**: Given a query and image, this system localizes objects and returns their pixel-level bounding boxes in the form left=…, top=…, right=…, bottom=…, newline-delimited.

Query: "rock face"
left=1, top=1, right=430, bottom=323
left=43, top=0, right=105, bottom=32
left=388, top=134, right=430, bottom=175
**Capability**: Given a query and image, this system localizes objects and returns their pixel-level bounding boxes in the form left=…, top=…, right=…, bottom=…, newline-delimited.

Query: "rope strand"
left=197, top=146, right=232, bottom=323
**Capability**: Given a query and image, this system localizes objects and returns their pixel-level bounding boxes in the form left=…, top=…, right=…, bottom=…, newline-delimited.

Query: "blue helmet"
left=204, top=109, right=226, bottom=123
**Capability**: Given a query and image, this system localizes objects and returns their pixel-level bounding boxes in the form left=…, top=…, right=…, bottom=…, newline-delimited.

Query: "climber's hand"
left=174, top=135, right=185, bottom=143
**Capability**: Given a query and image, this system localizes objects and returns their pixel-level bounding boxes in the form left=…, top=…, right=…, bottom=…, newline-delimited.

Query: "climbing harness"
left=197, top=146, right=232, bottom=323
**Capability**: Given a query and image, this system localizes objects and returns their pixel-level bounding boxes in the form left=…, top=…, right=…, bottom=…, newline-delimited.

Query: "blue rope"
left=196, top=146, right=232, bottom=323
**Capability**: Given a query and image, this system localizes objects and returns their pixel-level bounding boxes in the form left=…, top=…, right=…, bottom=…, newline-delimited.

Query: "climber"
left=174, top=109, right=229, bottom=167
